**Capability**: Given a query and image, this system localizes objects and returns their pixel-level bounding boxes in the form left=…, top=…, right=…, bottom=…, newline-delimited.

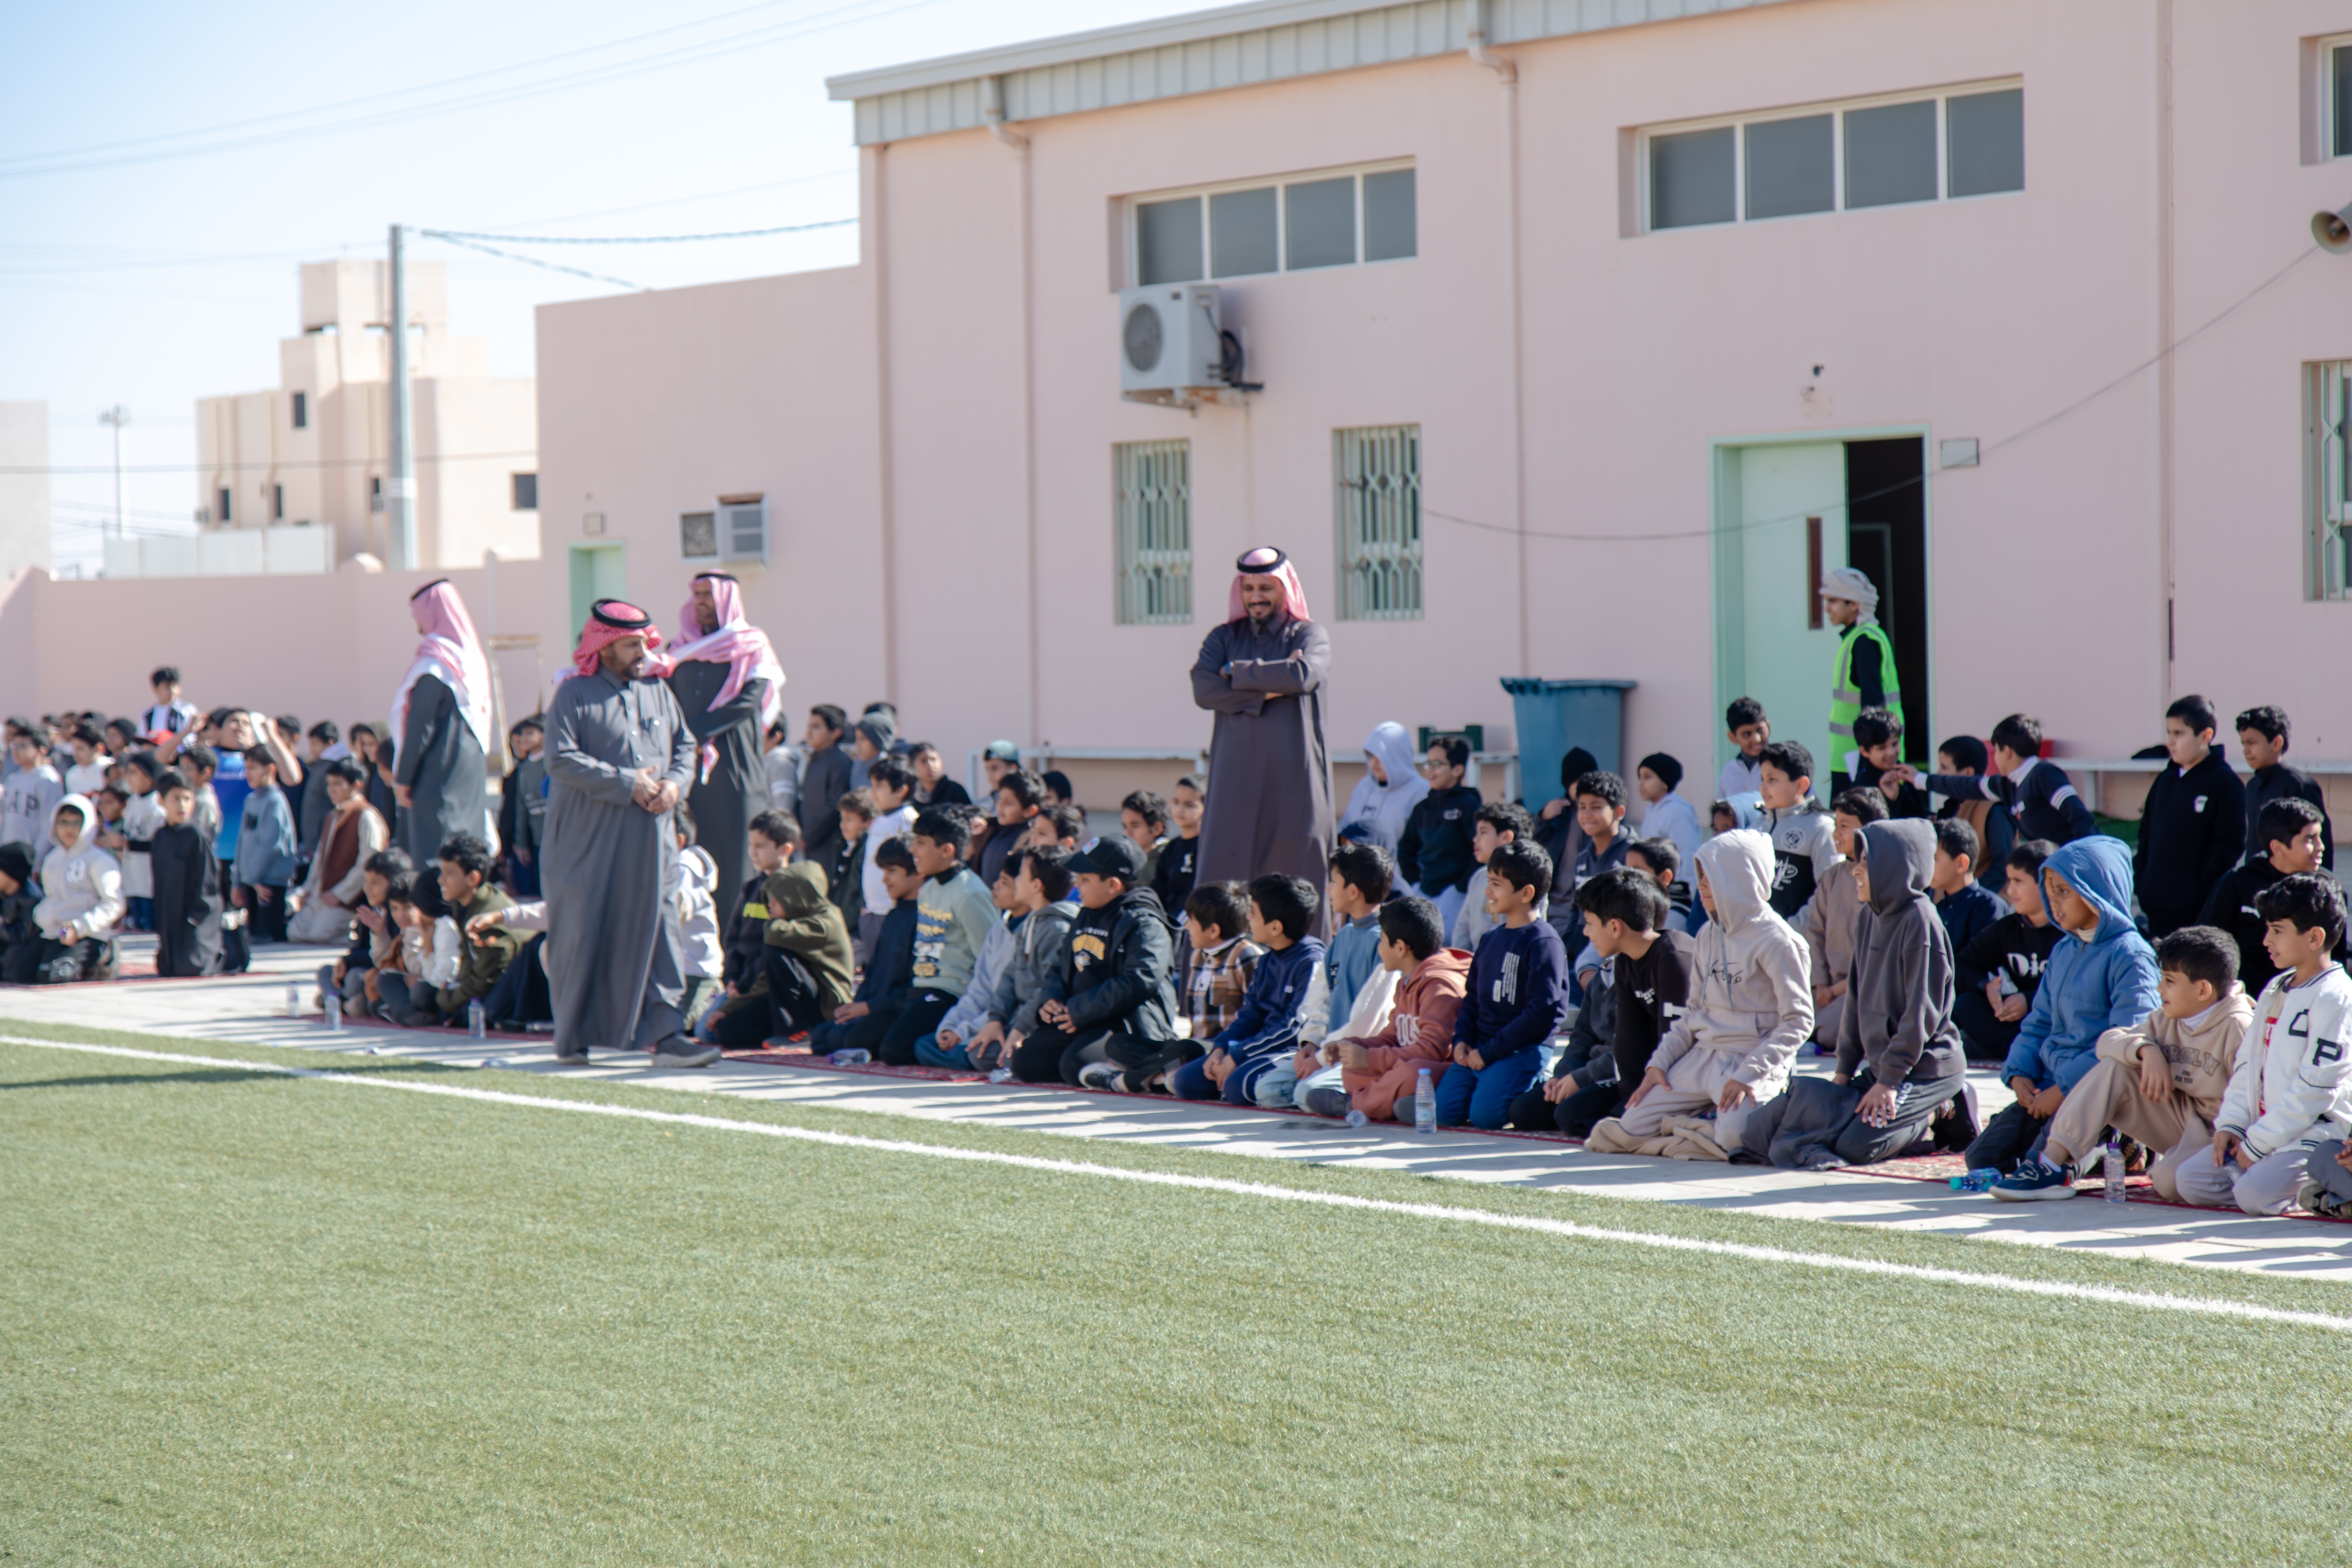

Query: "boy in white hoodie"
left=668, top=800, right=724, bottom=1028
left=2176, top=874, right=2352, bottom=1214
left=26, top=795, right=124, bottom=984
left=1587, top=829, right=1813, bottom=1157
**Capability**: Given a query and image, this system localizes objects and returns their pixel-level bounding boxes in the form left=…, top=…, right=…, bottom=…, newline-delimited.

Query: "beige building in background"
left=192, top=260, right=540, bottom=572
left=0, top=402, right=52, bottom=584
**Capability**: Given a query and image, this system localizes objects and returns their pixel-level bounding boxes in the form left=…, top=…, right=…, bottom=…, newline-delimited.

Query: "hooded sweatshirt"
left=33, top=795, right=125, bottom=942
left=1799, top=850, right=1863, bottom=1011
left=999, top=898, right=1079, bottom=1036
left=2092, top=982, right=2253, bottom=1121
left=1647, top=831, right=1814, bottom=1093
left=911, top=861, right=999, bottom=998
left=761, top=860, right=857, bottom=1016
left=1999, top=836, right=2162, bottom=1092
left=1337, top=946, right=1472, bottom=1119
left=1836, top=820, right=1965, bottom=1088
left=2, top=761, right=62, bottom=872
left=1338, top=722, right=1430, bottom=855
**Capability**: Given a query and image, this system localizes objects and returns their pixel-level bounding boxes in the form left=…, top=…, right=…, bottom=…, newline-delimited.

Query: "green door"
left=568, top=543, right=627, bottom=640
left=1713, top=442, right=1847, bottom=785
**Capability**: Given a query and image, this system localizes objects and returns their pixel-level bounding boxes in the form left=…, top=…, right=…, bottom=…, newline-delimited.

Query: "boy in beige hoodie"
left=2012, top=925, right=2252, bottom=1201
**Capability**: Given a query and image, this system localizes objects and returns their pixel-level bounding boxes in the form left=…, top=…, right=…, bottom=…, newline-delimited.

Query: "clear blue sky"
left=0, top=0, right=1202, bottom=573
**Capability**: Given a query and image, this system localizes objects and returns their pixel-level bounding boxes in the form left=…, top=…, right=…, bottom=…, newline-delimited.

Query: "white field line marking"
left=14, top=1033, right=2352, bottom=1335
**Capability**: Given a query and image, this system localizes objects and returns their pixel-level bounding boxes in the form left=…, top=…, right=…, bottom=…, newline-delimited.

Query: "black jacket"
left=1953, top=912, right=2063, bottom=1005
left=1044, top=887, right=1181, bottom=1040
left=1610, top=927, right=1699, bottom=1088
left=2134, top=750, right=2246, bottom=934
left=2245, top=761, right=2333, bottom=870
left=1152, top=833, right=1200, bottom=917
left=722, top=871, right=770, bottom=993
left=2198, top=858, right=2287, bottom=998
left=1399, top=785, right=1482, bottom=895
left=800, top=742, right=854, bottom=863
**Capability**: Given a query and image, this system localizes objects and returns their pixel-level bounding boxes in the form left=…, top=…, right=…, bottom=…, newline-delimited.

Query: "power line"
left=492, top=167, right=857, bottom=231
left=2, top=450, right=534, bottom=476
left=1420, top=240, right=2327, bottom=545
left=419, top=216, right=858, bottom=246
left=422, top=234, right=648, bottom=291
left=0, top=0, right=824, bottom=173
left=0, top=0, right=952, bottom=182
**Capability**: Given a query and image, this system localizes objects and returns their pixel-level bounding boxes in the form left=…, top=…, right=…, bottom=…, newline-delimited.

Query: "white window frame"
left=1333, top=423, right=1423, bottom=623
left=1124, top=159, right=1415, bottom=288
left=1637, top=77, right=2022, bottom=234
left=1112, top=439, right=1193, bottom=626
left=2322, top=34, right=2352, bottom=160
left=2306, top=362, right=2352, bottom=600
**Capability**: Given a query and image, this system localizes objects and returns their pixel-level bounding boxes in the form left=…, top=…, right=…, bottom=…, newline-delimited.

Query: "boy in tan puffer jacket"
left=2032, top=925, right=2251, bottom=1201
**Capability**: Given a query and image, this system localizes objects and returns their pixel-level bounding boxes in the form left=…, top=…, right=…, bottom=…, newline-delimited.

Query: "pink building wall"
left=532, top=0, right=2352, bottom=804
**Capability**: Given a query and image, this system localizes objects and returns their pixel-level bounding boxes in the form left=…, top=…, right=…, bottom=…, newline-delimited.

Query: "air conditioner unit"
left=718, top=493, right=767, bottom=565
left=680, top=510, right=719, bottom=563
left=1119, top=283, right=1231, bottom=402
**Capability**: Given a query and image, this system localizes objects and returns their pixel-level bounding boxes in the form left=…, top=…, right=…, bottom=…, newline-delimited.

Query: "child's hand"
left=1458, top=1045, right=1487, bottom=1072
left=1038, top=998, right=1069, bottom=1027
left=1337, top=1040, right=1368, bottom=1072
left=1292, top=1046, right=1318, bottom=1077
left=2336, top=1142, right=2352, bottom=1173
left=255, top=886, right=273, bottom=904
left=1542, top=1072, right=1575, bottom=1103
left=2028, top=1084, right=2065, bottom=1119
left=2137, top=1044, right=2172, bottom=1102
left=2210, top=1129, right=2243, bottom=1168
left=1813, top=985, right=1838, bottom=1010
left=937, top=1024, right=962, bottom=1050
left=1627, top=1066, right=1668, bottom=1107
left=1993, top=991, right=2028, bottom=1024
left=1853, top=1082, right=1897, bottom=1126
left=1719, top=1079, right=1757, bottom=1113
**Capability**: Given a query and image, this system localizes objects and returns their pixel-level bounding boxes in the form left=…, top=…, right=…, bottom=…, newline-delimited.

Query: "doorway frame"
left=1708, top=424, right=1936, bottom=776
left=568, top=540, right=628, bottom=642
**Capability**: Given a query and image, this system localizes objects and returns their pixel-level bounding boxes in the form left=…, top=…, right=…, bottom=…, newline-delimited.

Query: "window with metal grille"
left=2306, top=362, right=2352, bottom=598
left=1334, top=425, right=1421, bottom=621
left=1113, top=440, right=1192, bottom=625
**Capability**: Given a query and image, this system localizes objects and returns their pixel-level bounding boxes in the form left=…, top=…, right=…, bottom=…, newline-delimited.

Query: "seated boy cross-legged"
left=1167, top=874, right=1324, bottom=1104
left=1301, top=895, right=1471, bottom=1121
left=1993, top=925, right=2252, bottom=1200
left=1588, top=829, right=1810, bottom=1159
left=1436, top=841, right=1568, bottom=1128
left=2174, top=874, right=2352, bottom=1215
left=1511, top=866, right=1696, bottom=1138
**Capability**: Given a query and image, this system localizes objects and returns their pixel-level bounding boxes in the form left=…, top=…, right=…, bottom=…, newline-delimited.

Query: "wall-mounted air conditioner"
left=683, top=494, right=769, bottom=565
left=1119, top=284, right=1253, bottom=405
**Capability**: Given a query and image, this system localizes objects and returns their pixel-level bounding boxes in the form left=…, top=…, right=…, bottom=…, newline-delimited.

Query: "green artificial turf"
left=5, top=1023, right=2350, bottom=1566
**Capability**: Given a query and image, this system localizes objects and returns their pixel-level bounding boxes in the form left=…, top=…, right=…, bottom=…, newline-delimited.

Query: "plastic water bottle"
left=2104, top=1135, right=2127, bottom=1203
left=831, top=1048, right=871, bottom=1066
left=987, top=1066, right=1015, bottom=1083
left=1414, top=1068, right=1435, bottom=1134
left=324, top=993, right=342, bottom=1032
left=285, top=982, right=301, bottom=1018
left=468, top=999, right=486, bottom=1039
left=1344, top=1109, right=1369, bottom=1129
left=1950, top=1168, right=2001, bottom=1193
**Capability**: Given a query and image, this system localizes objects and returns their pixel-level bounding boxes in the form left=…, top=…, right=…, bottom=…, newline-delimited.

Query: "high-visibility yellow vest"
left=1829, top=621, right=1903, bottom=763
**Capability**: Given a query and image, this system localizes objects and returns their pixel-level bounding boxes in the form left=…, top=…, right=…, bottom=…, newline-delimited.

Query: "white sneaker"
left=1077, top=1062, right=1122, bottom=1091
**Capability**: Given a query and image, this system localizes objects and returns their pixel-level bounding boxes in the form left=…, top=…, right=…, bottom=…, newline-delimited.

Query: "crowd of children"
left=13, top=657, right=2352, bottom=1221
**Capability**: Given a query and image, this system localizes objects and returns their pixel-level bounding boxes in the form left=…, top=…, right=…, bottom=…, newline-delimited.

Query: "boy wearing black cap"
left=1008, top=833, right=1185, bottom=1087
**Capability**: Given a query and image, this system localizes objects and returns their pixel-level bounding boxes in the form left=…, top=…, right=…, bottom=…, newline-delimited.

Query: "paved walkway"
left=10, top=937, right=2352, bottom=1282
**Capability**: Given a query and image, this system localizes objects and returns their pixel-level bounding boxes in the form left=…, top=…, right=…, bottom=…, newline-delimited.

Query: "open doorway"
left=1843, top=438, right=1930, bottom=765
left=1712, top=433, right=1931, bottom=779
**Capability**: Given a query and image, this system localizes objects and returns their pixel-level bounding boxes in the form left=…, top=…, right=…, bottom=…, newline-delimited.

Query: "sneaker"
left=651, top=1041, right=723, bottom=1070
left=1990, top=1161, right=2079, bottom=1202
left=1077, top=1062, right=1124, bottom=1092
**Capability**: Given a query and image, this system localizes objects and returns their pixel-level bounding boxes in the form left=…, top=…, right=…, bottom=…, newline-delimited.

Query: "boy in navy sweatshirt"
left=1440, top=840, right=1570, bottom=1128
left=1928, top=818, right=2008, bottom=954
left=1170, top=873, right=1324, bottom=1105
left=1398, top=736, right=1481, bottom=939
left=2133, top=693, right=2246, bottom=937
left=1899, top=713, right=2095, bottom=845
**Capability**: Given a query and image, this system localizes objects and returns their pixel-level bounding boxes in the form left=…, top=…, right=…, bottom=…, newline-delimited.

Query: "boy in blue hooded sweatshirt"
left=1963, top=835, right=2161, bottom=1174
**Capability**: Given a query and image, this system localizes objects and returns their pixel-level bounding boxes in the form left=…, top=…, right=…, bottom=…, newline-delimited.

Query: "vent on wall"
left=682, top=493, right=769, bottom=565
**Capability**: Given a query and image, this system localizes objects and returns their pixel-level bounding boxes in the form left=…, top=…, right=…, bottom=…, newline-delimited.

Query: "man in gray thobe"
left=541, top=600, right=720, bottom=1068
left=1190, top=547, right=1334, bottom=927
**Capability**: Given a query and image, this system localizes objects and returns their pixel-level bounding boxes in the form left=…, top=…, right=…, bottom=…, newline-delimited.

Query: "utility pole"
left=98, top=404, right=128, bottom=539
left=386, top=223, right=418, bottom=570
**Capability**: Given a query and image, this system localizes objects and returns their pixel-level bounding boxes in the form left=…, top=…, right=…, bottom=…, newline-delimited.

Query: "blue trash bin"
left=1500, top=679, right=1637, bottom=810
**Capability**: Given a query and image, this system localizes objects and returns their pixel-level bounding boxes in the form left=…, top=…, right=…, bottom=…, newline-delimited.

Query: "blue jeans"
left=1434, top=1045, right=1544, bottom=1129
left=1170, top=1051, right=1287, bottom=1105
